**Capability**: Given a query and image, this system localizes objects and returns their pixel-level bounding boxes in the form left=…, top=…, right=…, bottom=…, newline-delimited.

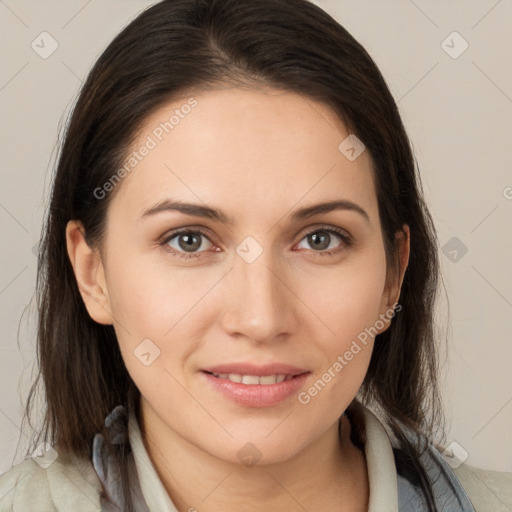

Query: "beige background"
left=1, top=0, right=511, bottom=475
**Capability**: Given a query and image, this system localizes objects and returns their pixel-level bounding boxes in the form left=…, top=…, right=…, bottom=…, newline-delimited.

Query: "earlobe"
left=65, top=220, right=113, bottom=325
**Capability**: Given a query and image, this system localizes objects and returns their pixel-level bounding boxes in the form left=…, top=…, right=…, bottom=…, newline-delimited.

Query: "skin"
left=66, top=86, right=410, bottom=511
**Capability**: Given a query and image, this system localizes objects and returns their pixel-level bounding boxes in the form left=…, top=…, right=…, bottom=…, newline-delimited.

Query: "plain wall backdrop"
left=1, top=0, right=511, bottom=474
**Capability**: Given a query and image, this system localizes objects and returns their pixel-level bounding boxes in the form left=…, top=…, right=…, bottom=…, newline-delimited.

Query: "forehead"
left=111, top=86, right=378, bottom=223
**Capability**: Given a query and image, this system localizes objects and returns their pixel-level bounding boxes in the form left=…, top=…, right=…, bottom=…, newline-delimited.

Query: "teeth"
left=260, top=375, right=279, bottom=385
left=212, top=373, right=292, bottom=385
left=242, top=375, right=260, bottom=385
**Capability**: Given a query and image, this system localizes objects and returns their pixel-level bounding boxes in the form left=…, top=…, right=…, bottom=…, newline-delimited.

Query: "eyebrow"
left=141, top=199, right=370, bottom=224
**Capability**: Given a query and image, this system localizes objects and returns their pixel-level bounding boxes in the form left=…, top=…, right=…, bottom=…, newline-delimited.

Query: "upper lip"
left=202, top=363, right=309, bottom=377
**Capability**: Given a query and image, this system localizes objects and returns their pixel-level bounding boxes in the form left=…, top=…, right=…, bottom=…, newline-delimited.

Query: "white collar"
left=128, top=405, right=399, bottom=511
left=360, top=406, right=399, bottom=511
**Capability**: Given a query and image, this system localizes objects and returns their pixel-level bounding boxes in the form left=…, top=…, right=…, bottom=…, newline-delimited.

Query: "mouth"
left=200, top=364, right=310, bottom=407
left=201, top=362, right=309, bottom=384
left=203, top=371, right=300, bottom=385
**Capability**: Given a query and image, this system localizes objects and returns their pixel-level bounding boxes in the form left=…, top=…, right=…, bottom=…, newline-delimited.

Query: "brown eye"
left=296, top=226, right=353, bottom=256
left=306, top=231, right=332, bottom=251
left=162, top=229, right=214, bottom=259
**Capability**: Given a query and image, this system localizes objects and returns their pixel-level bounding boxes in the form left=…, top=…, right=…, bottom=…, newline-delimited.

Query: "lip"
left=202, top=363, right=308, bottom=377
left=200, top=363, right=310, bottom=408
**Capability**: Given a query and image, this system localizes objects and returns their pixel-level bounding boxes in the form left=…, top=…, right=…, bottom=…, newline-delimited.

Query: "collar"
left=358, top=406, right=399, bottom=511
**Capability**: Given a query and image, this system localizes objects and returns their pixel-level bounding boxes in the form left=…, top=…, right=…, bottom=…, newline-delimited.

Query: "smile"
left=201, top=369, right=310, bottom=407
left=208, top=373, right=295, bottom=385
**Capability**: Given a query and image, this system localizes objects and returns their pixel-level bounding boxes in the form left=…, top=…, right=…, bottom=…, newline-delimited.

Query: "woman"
left=0, top=0, right=510, bottom=510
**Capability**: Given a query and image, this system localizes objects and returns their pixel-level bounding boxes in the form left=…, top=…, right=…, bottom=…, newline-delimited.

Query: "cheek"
left=299, top=247, right=388, bottom=345
left=105, top=246, right=205, bottom=335
left=296, top=247, right=387, bottom=400
left=102, top=252, right=200, bottom=394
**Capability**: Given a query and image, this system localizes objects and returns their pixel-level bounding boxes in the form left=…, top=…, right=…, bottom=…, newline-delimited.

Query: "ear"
left=65, top=220, right=113, bottom=325
left=387, top=224, right=410, bottom=306
left=377, top=224, right=410, bottom=331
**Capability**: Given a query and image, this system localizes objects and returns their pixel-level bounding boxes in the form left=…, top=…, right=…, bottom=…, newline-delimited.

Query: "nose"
left=219, top=246, right=296, bottom=344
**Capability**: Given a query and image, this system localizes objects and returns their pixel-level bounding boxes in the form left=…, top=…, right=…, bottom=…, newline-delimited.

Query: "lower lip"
left=201, top=371, right=310, bottom=407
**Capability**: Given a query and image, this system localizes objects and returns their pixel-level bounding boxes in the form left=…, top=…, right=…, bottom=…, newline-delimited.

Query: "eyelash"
left=159, top=225, right=353, bottom=260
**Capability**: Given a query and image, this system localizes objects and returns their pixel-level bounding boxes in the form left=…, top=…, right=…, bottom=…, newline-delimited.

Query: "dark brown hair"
left=24, top=0, right=443, bottom=509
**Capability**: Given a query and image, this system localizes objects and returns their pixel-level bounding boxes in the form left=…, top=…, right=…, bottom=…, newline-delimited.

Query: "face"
left=69, top=86, right=407, bottom=465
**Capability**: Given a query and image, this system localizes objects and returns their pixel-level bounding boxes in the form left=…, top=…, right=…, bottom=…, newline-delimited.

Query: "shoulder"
left=422, top=441, right=512, bottom=512
left=453, top=463, right=512, bottom=512
left=390, top=426, right=512, bottom=512
left=0, top=458, right=52, bottom=511
left=0, top=445, right=102, bottom=512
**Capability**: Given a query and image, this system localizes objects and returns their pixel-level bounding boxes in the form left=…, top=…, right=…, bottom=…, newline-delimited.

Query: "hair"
left=23, top=0, right=444, bottom=510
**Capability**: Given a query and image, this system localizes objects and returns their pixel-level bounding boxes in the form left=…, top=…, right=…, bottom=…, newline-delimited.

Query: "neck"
left=139, top=400, right=369, bottom=512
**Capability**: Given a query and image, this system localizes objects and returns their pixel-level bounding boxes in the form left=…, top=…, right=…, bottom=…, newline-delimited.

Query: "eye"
left=160, top=225, right=353, bottom=260
left=161, top=229, right=215, bottom=259
left=296, top=226, right=353, bottom=256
